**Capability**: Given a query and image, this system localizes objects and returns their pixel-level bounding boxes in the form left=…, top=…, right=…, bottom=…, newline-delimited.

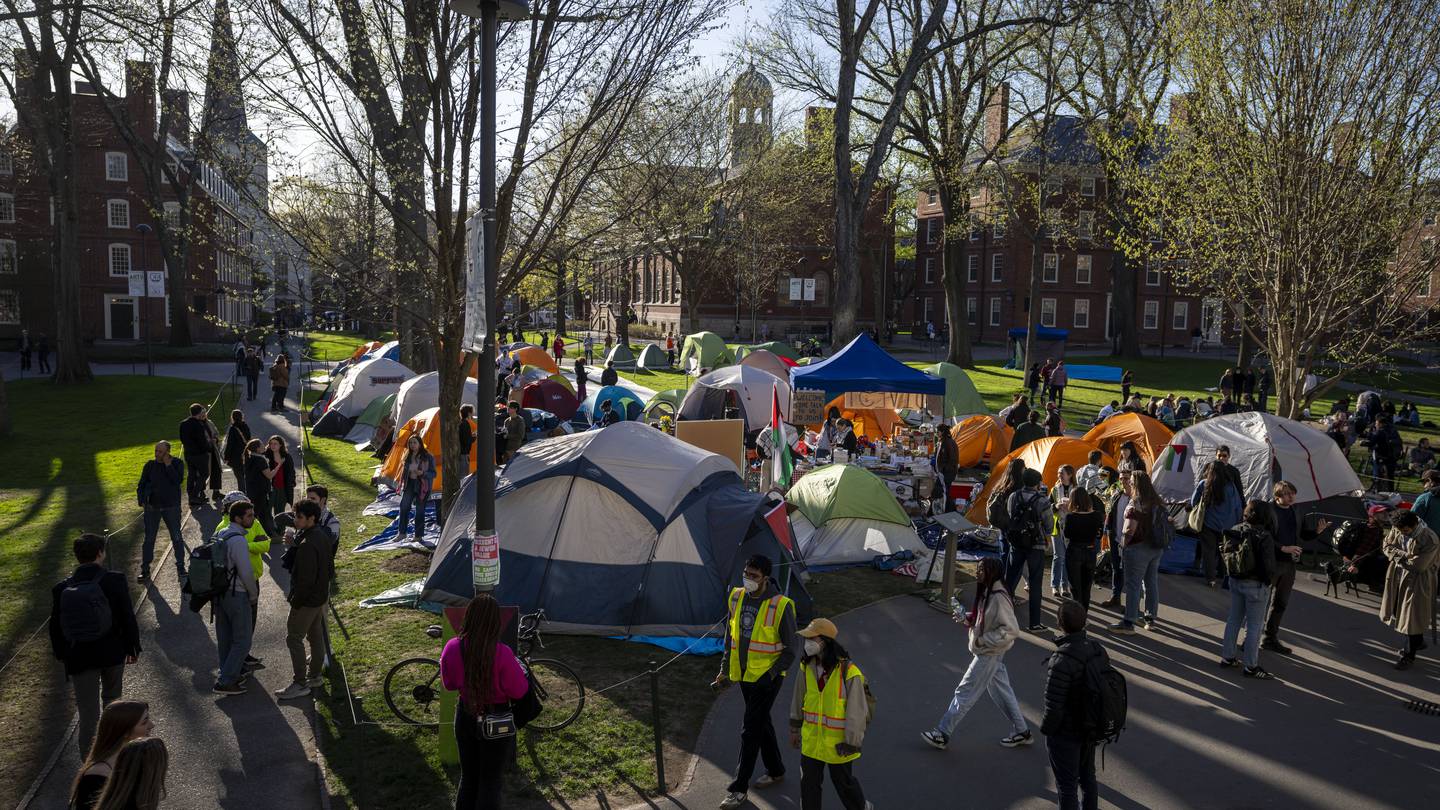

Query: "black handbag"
left=512, top=668, right=544, bottom=729
left=480, top=706, right=517, bottom=740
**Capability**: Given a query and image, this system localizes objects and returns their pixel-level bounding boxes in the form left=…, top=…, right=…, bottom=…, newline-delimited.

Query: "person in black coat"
left=223, top=409, right=252, bottom=487
left=178, top=404, right=212, bottom=507
left=458, top=405, right=476, bottom=459
left=600, top=361, right=619, bottom=387
left=136, top=441, right=186, bottom=583
left=50, top=533, right=141, bottom=758
left=1041, top=601, right=1108, bottom=810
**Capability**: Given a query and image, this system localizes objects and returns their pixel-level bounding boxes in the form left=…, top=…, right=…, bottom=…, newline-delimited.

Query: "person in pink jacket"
left=440, top=594, right=531, bottom=809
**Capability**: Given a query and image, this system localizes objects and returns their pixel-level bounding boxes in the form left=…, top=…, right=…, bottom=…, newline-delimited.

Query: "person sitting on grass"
left=1408, top=438, right=1436, bottom=476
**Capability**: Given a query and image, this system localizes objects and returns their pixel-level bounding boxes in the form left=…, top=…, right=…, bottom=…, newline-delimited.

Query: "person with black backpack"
left=209, top=501, right=260, bottom=695
left=49, top=533, right=141, bottom=757
left=1043, top=600, right=1124, bottom=810
left=1006, top=469, right=1054, bottom=632
left=1219, top=500, right=1279, bottom=680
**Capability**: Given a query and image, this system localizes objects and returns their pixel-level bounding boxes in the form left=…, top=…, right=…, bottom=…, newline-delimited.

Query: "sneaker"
left=752, top=774, right=783, bottom=789
left=718, top=792, right=747, bottom=810
left=244, top=657, right=266, bottom=670
left=1260, top=639, right=1292, bottom=655
left=1394, top=655, right=1414, bottom=671
left=1242, top=666, right=1276, bottom=680
left=136, top=570, right=150, bottom=583
left=305, top=675, right=326, bottom=688
left=921, top=730, right=949, bottom=750
left=1098, top=597, right=1122, bottom=609
left=1136, top=617, right=1153, bottom=631
left=1219, top=657, right=1239, bottom=668
left=212, top=681, right=247, bottom=696
left=1000, top=731, right=1033, bottom=748
left=1108, top=622, right=1136, bottom=635
left=1027, top=624, right=1049, bottom=634
left=275, top=682, right=312, bottom=700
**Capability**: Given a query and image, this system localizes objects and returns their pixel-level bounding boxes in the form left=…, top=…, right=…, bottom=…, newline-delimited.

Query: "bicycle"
left=383, top=609, right=586, bottom=731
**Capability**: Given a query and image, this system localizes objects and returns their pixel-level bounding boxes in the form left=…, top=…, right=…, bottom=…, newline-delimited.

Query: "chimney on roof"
left=162, top=89, right=191, bottom=146
left=984, top=83, right=1010, bottom=151
left=126, top=61, right=157, bottom=144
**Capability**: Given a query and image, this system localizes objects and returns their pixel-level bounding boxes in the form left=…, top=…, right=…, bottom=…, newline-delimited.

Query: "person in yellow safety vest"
left=712, top=555, right=797, bottom=810
left=788, top=618, right=871, bottom=810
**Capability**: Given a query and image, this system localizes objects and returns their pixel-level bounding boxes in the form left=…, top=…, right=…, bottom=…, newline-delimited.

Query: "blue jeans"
left=1222, top=579, right=1271, bottom=668
left=933, top=653, right=1027, bottom=737
left=1122, top=544, right=1162, bottom=626
left=142, top=505, right=186, bottom=576
left=214, top=591, right=254, bottom=686
left=396, top=487, right=426, bottom=540
left=1051, top=531, right=1069, bottom=590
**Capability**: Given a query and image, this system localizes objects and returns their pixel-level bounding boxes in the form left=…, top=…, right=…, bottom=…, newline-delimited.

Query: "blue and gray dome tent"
left=422, top=422, right=811, bottom=648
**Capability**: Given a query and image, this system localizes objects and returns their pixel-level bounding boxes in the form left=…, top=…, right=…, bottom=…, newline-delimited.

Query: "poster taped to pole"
left=463, top=211, right=487, bottom=352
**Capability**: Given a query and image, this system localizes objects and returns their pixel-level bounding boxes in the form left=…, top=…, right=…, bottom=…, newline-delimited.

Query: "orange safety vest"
left=726, top=588, right=793, bottom=683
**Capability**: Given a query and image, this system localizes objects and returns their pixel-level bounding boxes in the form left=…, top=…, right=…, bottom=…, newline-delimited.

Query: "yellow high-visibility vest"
left=801, top=661, right=864, bottom=764
left=726, top=588, right=793, bottom=683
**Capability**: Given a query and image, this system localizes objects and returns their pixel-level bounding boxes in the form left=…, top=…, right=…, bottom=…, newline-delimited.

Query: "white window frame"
left=105, top=151, right=128, bottom=181
left=1172, top=301, right=1189, bottom=331
left=969, top=216, right=981, bottom=242
left=1143, top=300, right=1159, bottom=330
left=967, top=296, right=977, bottom=325
left=1074, top=298, right=1090, bottom=328
left=1146, top=264, right=1162, bottom=286
left=1080, top=176, right=1096, bottom=196
left=1076, top=254, right=1092, bottom=284
left=108, top=243, right=132, bottom=277
left=0, top=193, right=14, bottom=223
left=0, top=289, right=19, bottom=324
left=967, top=255, right=979, bottom=283
left=922, top=296, right=934, bottom=323
left=107, top=199, right=130, bottom=229
left=924, top=257, right=935, bottom=284
left=927, top=190, right=938, bottom=205
left=0, top=151, right=12, bottom=175
left=991, top=254, right=1004, bottom=282
left=1078, top=210, right=1094, bottom=239
left=0, top=239, right=15, bottom=274
left=989, top=296, right=1002, bottom=326
left=1043, top=253, right=1059, bottom=283
left=1044, top=177, right=1062, bottom=196
left=927, top=218, right=940, bottom=244
left=1040, top=298, right=1057, bottom=327
left=164, top=201, right=181, bottom=229
left=993, top=217, right=1006, bottom=240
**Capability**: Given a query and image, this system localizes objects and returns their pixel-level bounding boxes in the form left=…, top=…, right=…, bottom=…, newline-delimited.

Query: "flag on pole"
left=771, top=382, right=794, bottom=489
left=1157, top=444, right=1189, bottom=474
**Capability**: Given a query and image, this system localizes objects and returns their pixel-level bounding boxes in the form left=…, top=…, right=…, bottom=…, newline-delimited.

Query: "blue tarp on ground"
left=789, top=332, right=945, bottom=401
left=1065, top=364, right=1125, bottom=383
left=1159, top=533, right=1202, bottom=576
left=1007, top=327, right=1070, bottom=341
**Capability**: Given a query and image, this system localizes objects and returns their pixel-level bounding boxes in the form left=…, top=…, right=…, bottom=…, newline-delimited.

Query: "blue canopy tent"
left=789, top=333, right=945, bottom=407
left=1005, top=327, right=1069, bottom=369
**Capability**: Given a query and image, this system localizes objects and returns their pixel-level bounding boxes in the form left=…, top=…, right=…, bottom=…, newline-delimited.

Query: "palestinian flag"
left=771, top=383, right=794, bottom=489
left=1157, top=444, right=1189, bottom=474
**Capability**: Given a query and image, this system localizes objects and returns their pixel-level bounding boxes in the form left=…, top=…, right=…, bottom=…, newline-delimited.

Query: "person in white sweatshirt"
left=921, top=556, right=1033, bottom=750
left=212, top=501, right=260, bottom=695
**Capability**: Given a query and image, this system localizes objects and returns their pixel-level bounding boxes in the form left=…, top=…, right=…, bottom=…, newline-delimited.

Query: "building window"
left=969, top=216, right=981, bottom=242
left=1143, top=300, right=1159, bottom=329
left=1081, top=176, right=1096, bottom=196
left=109, top=244, right=132, bottom=277
left=1146, top=264, right=1162, bottom=286
left=967, top=296, right=977, bottom=325
left=1076, top=254, right=1092, bottom=284
left=1074, top=298, right=1090, bottom=328
left=107, top=199, right=130, bottom=229
left=922, top=296, right=934, bottom=323
left=1043, top=253, right=1059, bottom=283
left=0, top=151, right=11, bottom=174
left=0, top=193, right=14, bottom=223
left=812, top=272, right=829, bottom=307
left=105, top=152, right=128, bottom=181
left=164, top=202, right=180, bottom=228
left=1173, top=301, right=1189, bottom=331
left=1040, top=298, right=1057, bottom=327
left=991, top=254, right=1004, bottom=282
left=967, top=255, right=979, bottom=283
left=1078, top=210, right=1094, bottom=238
left=0, top=240, right=15, bottom=274
left=927, top=218, right=940, bottom=244
left=993, top=217, right=1006, bottom=240
left=1044, top=177, right=1062, bottom=196
left=924, top=257, right=935, bottom=284
left=1424, top=237, right=1437, bottom=262
left=0, top=289, right=18, bottom=324
left=927, top=190, right=938, bottom=205
left=989, top=296, right=1002, bottom=326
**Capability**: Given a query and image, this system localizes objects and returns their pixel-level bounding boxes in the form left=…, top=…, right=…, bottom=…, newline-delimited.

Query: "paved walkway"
left=661, top=573, right=1438, bottom=810
left=24, top=339, right=324, bottom=809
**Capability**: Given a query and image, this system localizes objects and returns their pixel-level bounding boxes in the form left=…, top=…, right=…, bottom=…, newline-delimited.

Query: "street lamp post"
left=136, top=223, right=154, bottom=376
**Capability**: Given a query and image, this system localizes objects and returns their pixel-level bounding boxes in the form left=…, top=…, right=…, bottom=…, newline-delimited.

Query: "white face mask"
left=803, top=639, right=823, bottom=658
left=742, top=578, right=761, bottom=594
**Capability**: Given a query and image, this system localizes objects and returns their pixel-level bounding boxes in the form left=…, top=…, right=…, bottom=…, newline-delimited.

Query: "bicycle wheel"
left=384, top=657, right=443, bottom=727
left=526, top=658, right=585, bottom=731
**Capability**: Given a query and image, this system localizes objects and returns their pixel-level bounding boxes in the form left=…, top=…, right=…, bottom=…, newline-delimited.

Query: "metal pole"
left=474, top=0, right=500, bottom=589
left=649, top=660, right=666, bottom=794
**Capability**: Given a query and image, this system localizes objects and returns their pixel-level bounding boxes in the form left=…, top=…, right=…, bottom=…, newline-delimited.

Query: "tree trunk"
left=942, top=228, right=975, bottom=368
left=554, top=267, right=567, bottom=337
left=1109, top=252, right=1142, bottom=358
left=392, top=197, right=429, bottom=371
left=831, top=202, right=861, bottom=351
left=1022, top=240, right=1042, bottom=372
left=1235, top=326, right=1255, bottom=369
left=51, top=150, right=91, bottom=383
left=435, top=326, right=465, bottom=517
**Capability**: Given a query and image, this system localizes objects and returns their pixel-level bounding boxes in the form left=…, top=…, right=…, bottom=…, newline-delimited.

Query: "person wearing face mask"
left=788, top=618, right=869, bottom=810
left=713, top=555, right=797, bottom=810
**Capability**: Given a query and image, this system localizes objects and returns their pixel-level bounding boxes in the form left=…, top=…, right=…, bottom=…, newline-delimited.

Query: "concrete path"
left=662, top=573, right=1439, bottom=810
left=24, top=338, right=325, bottom=809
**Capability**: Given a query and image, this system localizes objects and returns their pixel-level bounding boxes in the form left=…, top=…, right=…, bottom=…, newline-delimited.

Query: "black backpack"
left=1149, top=503, right=1175, bottom=550
left=1221, top=525, right=1259, bottom=579
left=1008, top=493, right=1045, bottom=550
left=986, top=492, right=1011, bottom=531
left=58, top=577, right=113, bottom=645
left=186, top=530, right=236, bottom=611
left=1060, top=642, right=1127, bottom=745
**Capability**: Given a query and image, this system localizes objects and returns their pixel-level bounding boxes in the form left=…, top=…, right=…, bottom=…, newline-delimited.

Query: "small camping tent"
left=344, top=392, right=398, bottom=446
left=346, top=340, right=384, bottom=364
left=678, top=366, right=790, bottom=432
left=1006, top=327, right=1067, bottom=363
left=575, top=385, right=644, bottom=425
left=644, top=389, right=686, bottom=422
left=739, top=349, right=794, bottom=381
left=521, top=380, right=580, bottom=422
left=421, top=423, right=812, bottom=640
left=678, top=332, right=734, bottom=373
left=604, top=343, right=638, bottom=370
left=1082, top=413, right=1174, bottom=468
left=324, top=357, right=414, bottom=418
left=392, top=372, right=480, bottom=428
left=360, top=340, right=402, bottom=363
left=952, top=415, right=1008, bottom=468
left=967, top=437, right=1115, bottom=525
left=786, top=464, right=924, bottom=564
left=1150, top=412, right=1362, bottom=503
left=512, top=346, right=559, bottom=375
left=926, top=363, right=989, bottom=418
left=636, top=343, right=670, bottom=370
left=747, top=341, right=800, bottom=362
left=379, top=406, right=477, bottom=491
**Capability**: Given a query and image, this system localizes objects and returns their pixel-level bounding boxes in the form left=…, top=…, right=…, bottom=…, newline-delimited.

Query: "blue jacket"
left=1411, top=491, right=1440, bottom=536
left=1192, top=478, right=1242, bottom=532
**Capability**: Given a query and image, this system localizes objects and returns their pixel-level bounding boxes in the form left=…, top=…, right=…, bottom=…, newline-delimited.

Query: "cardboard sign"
left=675, top=419, right=746, bottom=473
left=844, top=391, right=941, bottom=411
left=790, top=388, right=827, bottom=425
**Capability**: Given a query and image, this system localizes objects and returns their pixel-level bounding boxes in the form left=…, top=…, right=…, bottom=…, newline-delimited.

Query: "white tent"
left=738, top=349, right=792, bottom=381
left=1149, top=412, right=1363, bottom=504
left=325, top=357, right=414, bottom=417
left=391, top=372, right=480, bottom=428
left=789, top=513, right=925, bottom=566
left=677, top=365, right=791, bottom=432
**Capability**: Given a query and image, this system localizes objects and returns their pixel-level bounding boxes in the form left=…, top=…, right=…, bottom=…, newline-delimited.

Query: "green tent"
left=926, top=362, right=990, bottom=418
left=604, top=343, right=637, bottom=369
left=678, top=331, right=734, bottom=372
left=748, top=340, right=800, bottom=362
left=636, top=343, right=670, bottom=370
left=354, top=392, right=396, bottom=428
left=787, top=464, right=910, bottom=527
left=643, top=388, right=686, bottom=420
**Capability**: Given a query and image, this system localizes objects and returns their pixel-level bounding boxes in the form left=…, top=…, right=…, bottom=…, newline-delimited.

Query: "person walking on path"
left=439, top=593, right=532, bottom=810
left=1049, top=360, right=1068, bottom=406
left=584, top=333, right=595, bottom=363
left=552, top=335, right=565, bottom=365
left=1120, top=370, right=1133, bottom=405
left=1007, top=469, right=1054, bottom=631
left=215, top=491, right=271, bottom=673
left=1050, top=465, right=1077, bottom=597
left=70, top=700, right=152, bottom=810
left=203, top=408, right=225, bottom=503
left=1025, top=362, right=1041, bottom=402
left=266, top=435, right=297, bottom=515
left=18, top=328, right=31, bottom=371
left=573, top=357, right=587, bottom=402
left=1218, top=499, right=1279, bottom=679
left=1111, top=471, right=1166, bottom=634
left=37, top=333, right=51, bottom=374
left=666, top=334, right=676, bottom=367
left=789, top=618, right=870, bottom=810
left=136, top=441, right=186, bottom=584
left=242, top=439, right=278, bottom=538
left=921, top=556, right=1032, bottom=751
left=222, top=410, right=251, bottom=490
left=233, top=339, right=246, bottom=376
left=396, top=435, right=436, bottom=543
left=242, top=347, right=262, bottom=402
left=93, top=737, right=168, bottom=810
left=600, top=360, right=619, bottom=387
left=1263, top=482, right=1326, bottom=655
left=1380, top=510, right=1439, bottom=670
left=936, top=427, right=959, bottom=513
left=1042, top=601, right=1108, bottom=810
left=268, top=354, right=291, bottom=414
left=1096, top=468, right=1126, bottom=610
left=1190, top=458, right=1244, bottom=587
left=275, top=501, right=334, bottom=700
left=1064, top=488, right=1104, bottom=610
left=178, top=403, right=213, bottom=508
left=714, top=555, right=797, bottom=810
left=212, top=501, right=259, bottom=695
left=50, top=533, right=141, bottom=757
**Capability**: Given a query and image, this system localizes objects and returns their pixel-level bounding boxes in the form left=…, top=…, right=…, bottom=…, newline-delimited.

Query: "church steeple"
left=201, top=0, right=249, bottom=144
left=730, top=66, right=773, bottom=167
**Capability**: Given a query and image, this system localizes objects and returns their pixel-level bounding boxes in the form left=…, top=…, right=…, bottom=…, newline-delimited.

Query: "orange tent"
left=348, top=340, right=384, bottom=363
left=380, top=407, right=477, bottom=492
left=511, top=346, right=559, bottom=375
left=951, top=415, right=1008, bottom=468
left=965, top=437, right=1115, bottom=525
left=808, top=395, right=902, bottom=438
left=1082, top=413, right=1174, bottom=467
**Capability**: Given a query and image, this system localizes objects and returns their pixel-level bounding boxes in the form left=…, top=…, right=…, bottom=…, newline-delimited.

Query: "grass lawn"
left=302, top=426, right=925, bottom=809
left=0, top=375, right=239, bottom=808
left=306, top=330, right=394, bottom=364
